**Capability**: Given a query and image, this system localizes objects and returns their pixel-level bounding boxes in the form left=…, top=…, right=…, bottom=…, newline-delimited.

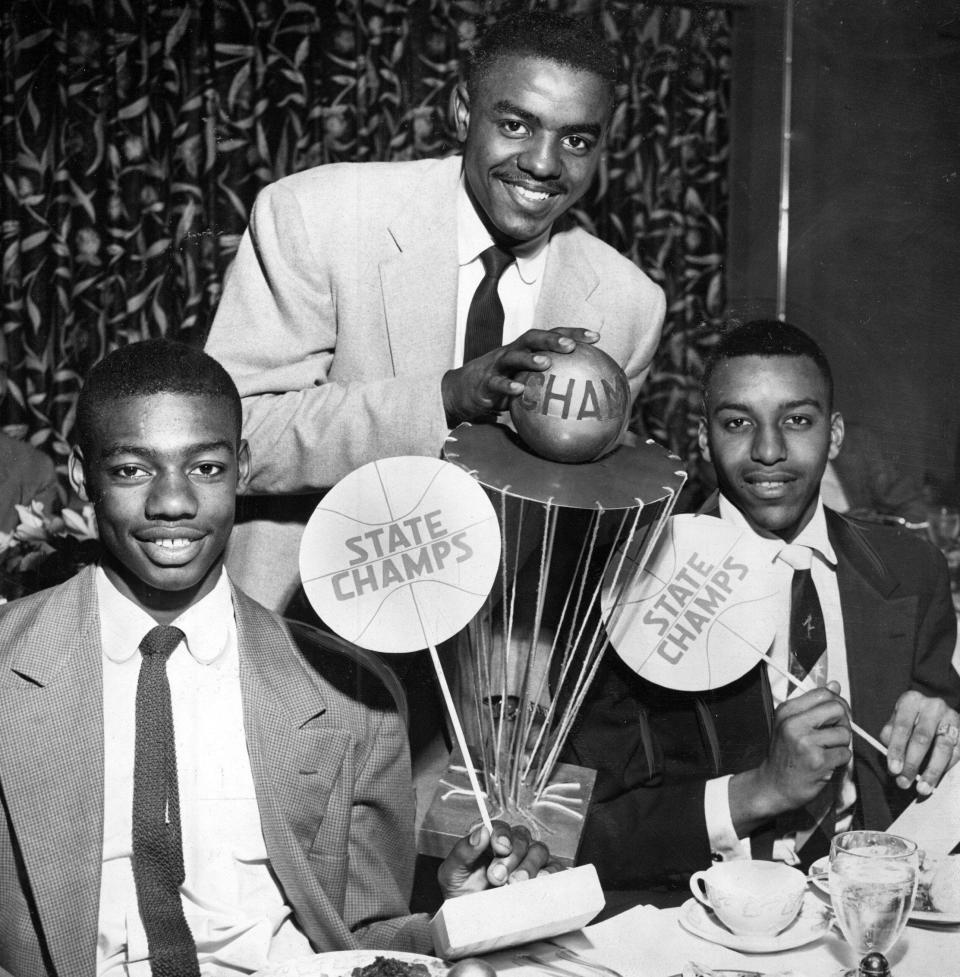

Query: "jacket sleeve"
left=565, top=651, right=781, bottom=891
left=564, top=653, right=717, bottom=890
left=343, top=702, right=435, bottom=952
left=205, top=178, right=450, bottom=495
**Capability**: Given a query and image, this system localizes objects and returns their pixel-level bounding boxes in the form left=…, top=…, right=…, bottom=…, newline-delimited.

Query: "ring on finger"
left=936, top=721, right=960, bottom=744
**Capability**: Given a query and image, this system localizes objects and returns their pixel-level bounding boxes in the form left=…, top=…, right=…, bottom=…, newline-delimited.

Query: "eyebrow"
left=491, top=99, right=604, bottom=139
left=713, top=397, right=825, bottom=414
left=99, top=440, right=235, bottom=460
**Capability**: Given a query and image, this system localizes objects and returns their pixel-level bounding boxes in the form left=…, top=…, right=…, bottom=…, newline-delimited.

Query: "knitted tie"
left=463, top=245, right=515, bottom=363
left=779, top=544, right=827, bottom=684
left=131, top=625, right=201, bottom=977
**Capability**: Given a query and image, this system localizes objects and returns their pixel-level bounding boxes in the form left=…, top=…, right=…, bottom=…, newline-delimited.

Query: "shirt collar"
left=97, top=565, right=234, bottom=665
left=717, top=492, right=837, bottom=567
left=456, top=174, right=550, bottom=284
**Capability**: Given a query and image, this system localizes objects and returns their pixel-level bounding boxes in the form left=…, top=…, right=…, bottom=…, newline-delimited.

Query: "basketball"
left=509, top=341, right=630, bottom=463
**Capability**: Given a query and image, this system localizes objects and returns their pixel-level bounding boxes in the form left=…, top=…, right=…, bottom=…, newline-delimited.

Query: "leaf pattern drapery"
left=1, top=0, right=729, bottom=482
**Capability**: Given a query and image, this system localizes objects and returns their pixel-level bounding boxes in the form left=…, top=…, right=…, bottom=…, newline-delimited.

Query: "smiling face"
left=455, top=55, right=611, bottom=247
left=69, top=392, right=249, bottom=622
left=698, top=355, right=844, bottom=541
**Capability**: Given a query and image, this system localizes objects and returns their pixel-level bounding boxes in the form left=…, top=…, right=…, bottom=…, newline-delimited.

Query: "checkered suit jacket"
left=0, top=566, right=432, bottom=977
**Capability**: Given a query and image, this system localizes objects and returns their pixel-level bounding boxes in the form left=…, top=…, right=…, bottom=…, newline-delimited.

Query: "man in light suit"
left=205, top=11, right=666, bottom=612
left=0, top=341, right=555, bottom=977
left=565, top=321, right=960, bottom=905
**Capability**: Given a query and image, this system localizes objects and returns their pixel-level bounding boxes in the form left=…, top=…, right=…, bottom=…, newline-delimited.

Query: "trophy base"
left=417, top=748, right=596, bottom=867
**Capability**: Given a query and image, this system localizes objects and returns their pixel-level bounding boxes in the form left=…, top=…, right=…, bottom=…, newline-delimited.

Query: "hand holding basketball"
left=441, top=327, right=598, bottom=426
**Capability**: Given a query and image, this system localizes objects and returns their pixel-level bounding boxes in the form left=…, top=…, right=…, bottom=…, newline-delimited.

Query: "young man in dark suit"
left=567, top=320, right=960, bottom=903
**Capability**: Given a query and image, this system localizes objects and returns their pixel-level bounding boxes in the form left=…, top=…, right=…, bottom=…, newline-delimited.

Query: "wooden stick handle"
left=427, top=640, right=495, bottom=835
left=759, top=648, right=889, bottom=756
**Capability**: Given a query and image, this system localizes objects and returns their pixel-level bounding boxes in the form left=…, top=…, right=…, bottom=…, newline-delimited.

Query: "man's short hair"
left=76, top=339, right=242, bottom=458
left=467, top=10, right=618, bottom=104
left=700, top=319, right=834, bottom=410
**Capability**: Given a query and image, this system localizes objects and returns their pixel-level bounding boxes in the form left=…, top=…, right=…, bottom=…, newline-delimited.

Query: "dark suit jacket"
left=565, top=509, right=960, bottom=894
left=0, top=567, right=432, bottom=977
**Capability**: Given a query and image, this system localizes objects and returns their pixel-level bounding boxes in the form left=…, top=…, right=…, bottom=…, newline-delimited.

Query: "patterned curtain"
left=1, top=0, right=729, bottom=485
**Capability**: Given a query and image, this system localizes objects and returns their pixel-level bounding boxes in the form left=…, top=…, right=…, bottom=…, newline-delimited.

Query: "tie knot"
left=139, top=625, right=185, bottom=660
left=778, top=543, right=813, bottom=572
left=479, top=245, right=514, bottom=280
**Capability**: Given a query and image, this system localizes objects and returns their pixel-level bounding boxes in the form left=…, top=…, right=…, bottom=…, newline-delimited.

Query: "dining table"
left=486, top=898, right=960, bottom=977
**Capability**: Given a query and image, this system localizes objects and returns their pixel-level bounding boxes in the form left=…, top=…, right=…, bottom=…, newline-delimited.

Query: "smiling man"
left=0, top=341, right=558, bottom=977
left=204, top=10, right=665, bottom=614
left=566, top=320, right=960, bottom=904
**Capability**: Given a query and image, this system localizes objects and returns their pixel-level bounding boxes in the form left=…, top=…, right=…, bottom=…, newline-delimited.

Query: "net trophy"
left=417, top=344, right=687, bottom=865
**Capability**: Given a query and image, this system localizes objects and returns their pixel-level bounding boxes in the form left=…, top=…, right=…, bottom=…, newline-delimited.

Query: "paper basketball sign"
left=299, top=456, right=501, bottom=654
left=601, top=514, right=781, bottom=691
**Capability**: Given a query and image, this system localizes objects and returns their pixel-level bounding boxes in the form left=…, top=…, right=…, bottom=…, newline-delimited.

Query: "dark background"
left=727, top=0, right=960, bottom=496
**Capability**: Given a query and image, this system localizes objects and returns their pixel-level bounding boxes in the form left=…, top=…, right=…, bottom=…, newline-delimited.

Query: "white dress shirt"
left=704, top=496, right=856, bottom=864
left=96, top=567, right=312, bottom=976
left=454, top=176, right=550, bottom=366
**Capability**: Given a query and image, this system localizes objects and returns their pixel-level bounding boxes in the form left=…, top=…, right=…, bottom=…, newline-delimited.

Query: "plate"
left=667, top=972, right=766, bottom=977
left=252, top=950, right=449, bottom=977
left=807, top=855, right=960, bottom=926
left=678, top=892, right=831, bottom=953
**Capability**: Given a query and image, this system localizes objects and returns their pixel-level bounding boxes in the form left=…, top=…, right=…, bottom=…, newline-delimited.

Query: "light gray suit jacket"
left=0, top=567, right=432, bottom=977
left=205, top=155, right=666, bottom=609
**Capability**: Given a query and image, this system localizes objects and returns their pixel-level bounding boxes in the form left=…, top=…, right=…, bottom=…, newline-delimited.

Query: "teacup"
left=689, top=860, right=807, bottom=937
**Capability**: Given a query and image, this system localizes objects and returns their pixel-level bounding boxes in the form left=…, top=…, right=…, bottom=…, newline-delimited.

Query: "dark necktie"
left=131, top=625, right=201, bottom=977
left=778, top=543, right=827, bottom=683
left=789, top=566, right=827, bottom=682
left=463, top=245, right=515, bottom=363
left=777, top=546, right=835, bottom=865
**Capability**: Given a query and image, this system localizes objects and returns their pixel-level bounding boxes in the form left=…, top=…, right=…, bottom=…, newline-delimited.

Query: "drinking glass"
left=829, top=831, right=919, bottom=977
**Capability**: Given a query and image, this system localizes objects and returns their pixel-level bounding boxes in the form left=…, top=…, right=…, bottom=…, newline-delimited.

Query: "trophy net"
left=418, top=422, right=686, bottom=863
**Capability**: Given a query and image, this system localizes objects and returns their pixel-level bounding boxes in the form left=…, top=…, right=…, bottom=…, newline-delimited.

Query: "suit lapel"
left=234, top=588, right=358, bottom=951
left=380, top=157, right=460, bottom=378
left=535, top=226, right=604, bottom=335
left=828, top=511, right=915, bottom=826
left=0, top=566, right=104, bottom=975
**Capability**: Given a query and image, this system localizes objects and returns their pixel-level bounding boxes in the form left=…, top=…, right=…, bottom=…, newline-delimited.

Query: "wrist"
left=729, top=767, right=788, bottom=837
left=441, top=370, right=461, bottom=428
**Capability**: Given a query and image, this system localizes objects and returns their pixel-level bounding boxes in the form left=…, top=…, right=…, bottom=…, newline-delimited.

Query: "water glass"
left=829, top=830, right=918, bottom=976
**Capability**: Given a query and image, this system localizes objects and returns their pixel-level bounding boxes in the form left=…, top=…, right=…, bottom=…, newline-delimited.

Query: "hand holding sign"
left=299, top=456, right=501, bottom=831
left=602, top=513, right=896, bottom=764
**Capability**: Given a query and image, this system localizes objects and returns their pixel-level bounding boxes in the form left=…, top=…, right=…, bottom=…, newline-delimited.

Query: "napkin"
left=887, top=759, right=960, bottom=856
left=485, top=904, right=774, bottom=977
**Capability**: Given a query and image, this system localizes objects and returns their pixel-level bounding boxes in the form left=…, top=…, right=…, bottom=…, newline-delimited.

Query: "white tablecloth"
left=490, top=902, right=960, bottom=977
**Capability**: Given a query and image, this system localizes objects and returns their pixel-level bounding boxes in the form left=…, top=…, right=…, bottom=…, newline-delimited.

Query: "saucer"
left=807, top=855, right=960, bottom=926
left=678, top=891, right=831, bottom=953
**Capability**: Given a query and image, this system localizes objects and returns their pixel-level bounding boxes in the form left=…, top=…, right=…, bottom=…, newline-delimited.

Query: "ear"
left=453, top=81, right=470, bottom=142
left=68, top=447, right=91, bottom=502
left=828, top=411, right=844, bottom=461
left=697, top=416, right=711, bottom=464
left=237, top=439, right=251, bottom=492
